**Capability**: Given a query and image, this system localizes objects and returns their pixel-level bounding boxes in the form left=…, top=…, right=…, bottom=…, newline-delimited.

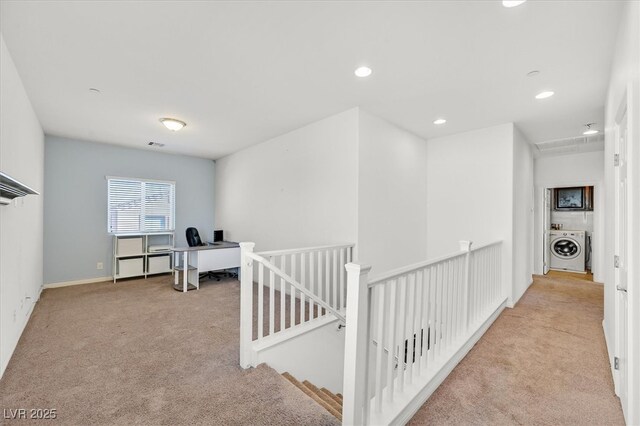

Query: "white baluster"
left=325, top=249, right=330, bottom=309
left=340, top=248, right=345, bottom=309
left=422, top=267, right=431, bottom=370
left=331, top=249, right=340, bottom=309
left=309, top=251, right=315, bottom=320
left=460, top=241, right=472, bottom=332
left=386, top=279, right=397, bottom=403
left=280, top=256, right=286, bottom=331
left=406, top=272, right=416, bottom=384
left=258, top=262, right=264, bottom=340
left=374, top=285, right=386, bottom=413
left=414, top=270, right=423, bottom=378
left=436, top=262, right=444, bottom=358
left=447, top=260, right=454, bottom=347
left=318, top=250, right=325, bottom=317
left=397, top=275, right=407, bottom=392
left=291, top=254, right=296, bottom=326
left=301, top=252, right=306, bottom=323
left=281, top=256, right=287, bottom=329
left=428, top=265, right=437, bottom=365
left=269, top=257, right=275, bottom=336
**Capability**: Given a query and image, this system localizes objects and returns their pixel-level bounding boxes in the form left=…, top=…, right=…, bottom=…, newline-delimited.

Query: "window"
left=107, top=177, right=175, bottom=233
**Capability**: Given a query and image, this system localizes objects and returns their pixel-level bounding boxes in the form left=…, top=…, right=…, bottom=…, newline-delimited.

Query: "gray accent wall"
left=44, top=136, right=215, bottom=284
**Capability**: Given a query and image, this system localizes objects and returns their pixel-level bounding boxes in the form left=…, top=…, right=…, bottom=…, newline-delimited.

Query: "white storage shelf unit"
left=113, top=232, right=174, bottom=282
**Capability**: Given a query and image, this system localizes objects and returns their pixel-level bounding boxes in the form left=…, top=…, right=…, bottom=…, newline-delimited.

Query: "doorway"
left=540, top=185, right=598, bottom=281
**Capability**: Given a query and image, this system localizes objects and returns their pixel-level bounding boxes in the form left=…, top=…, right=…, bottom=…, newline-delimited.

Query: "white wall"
left=215, top=108, right=359, bottom=252
left=603, top=1, right=640, bottom=424
left=0, top=35, right=44, bottom=378
left=533, top=151, right=605, bottom=281
left=44, top=136, right=215, bottom=284
left=535, top=151, right=604, bottom=184
left=357, top=110, right=428, bottom=276
left=256, top=321, right=345, bottom=393
left=426, top=123, right=516, bottom=304
left=512, top=127, right=535, bottom=304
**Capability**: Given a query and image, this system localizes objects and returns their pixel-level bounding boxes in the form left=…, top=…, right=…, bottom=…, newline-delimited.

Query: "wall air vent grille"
left=534, top=134, right=604, bottom=155
left=0, top=171, right=39, bottom=205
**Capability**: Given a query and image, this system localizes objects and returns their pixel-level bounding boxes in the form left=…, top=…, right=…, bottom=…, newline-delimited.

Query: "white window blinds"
left=107, top=177, right=175, bottom=233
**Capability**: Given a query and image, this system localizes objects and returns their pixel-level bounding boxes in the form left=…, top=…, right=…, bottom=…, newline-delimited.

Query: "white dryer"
left=549, top=230, right=586, bottom=273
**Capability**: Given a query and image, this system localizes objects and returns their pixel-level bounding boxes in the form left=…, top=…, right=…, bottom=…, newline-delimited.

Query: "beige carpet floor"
left=409, top=273, right=625, bottom=425
left=0, top=275, right=338, bottom=425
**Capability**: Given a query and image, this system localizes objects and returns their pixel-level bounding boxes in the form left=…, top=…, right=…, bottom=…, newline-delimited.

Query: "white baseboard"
left=43, top=276, right=111, bottom=289
left=1, top=285, right=44, bottom=379
left=602, top=319, right=617, bottom=391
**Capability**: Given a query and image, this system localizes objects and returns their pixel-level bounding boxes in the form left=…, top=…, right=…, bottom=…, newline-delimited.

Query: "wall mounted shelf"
left=0, top=171, right=39, bottom=205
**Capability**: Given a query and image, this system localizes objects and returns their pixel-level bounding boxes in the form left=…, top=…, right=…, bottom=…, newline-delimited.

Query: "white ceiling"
left=0, top=1, right=622, bottom=159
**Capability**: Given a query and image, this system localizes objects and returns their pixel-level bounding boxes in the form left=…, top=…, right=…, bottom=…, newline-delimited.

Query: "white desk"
left=171, top=242, right=240, bottom=292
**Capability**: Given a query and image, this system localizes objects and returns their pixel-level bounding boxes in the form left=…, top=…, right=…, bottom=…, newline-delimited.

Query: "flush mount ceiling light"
left=535, top=91, right=554, bottom=99
left=354, top=66, right=373, bottom=78
left=503, top=0, right=527, bottom=7
left=159, top=117, right=186, bottom=131
left=433, top=118, right=447, bottom=125
left=583, top=123, right=599, bottom=135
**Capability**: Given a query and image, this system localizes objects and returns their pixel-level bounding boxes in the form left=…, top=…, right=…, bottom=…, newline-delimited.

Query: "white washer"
left=549, top=230, right=586, bottom=273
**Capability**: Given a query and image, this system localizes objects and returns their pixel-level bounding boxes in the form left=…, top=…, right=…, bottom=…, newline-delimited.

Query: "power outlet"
left=97, top=262, right=104, bottom=270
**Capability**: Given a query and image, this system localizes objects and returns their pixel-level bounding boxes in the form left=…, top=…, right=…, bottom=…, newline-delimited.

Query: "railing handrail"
left=367, top=240, right=502, bottom=287
left=255, top=242, right=355, bottom=257
left=246, top=251, right=347, bottom=323
left=470, top=240, right=502, bottom=252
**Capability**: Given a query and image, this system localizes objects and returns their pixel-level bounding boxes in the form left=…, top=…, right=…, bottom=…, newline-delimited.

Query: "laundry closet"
left=533, top=147, right=604, bottom=281
left=546, top=186, right=593, bottom=274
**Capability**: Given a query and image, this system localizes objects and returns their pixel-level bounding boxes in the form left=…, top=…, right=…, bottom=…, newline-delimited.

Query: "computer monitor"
left=213, top=229, right=224, bottom=243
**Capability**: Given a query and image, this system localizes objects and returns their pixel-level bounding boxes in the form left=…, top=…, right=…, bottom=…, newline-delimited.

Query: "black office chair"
left=186, top=227, right=204, bottom=247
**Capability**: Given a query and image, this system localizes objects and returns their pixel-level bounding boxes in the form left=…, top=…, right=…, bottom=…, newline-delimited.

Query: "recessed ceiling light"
left=89, top=88, right=101, bottom=93
left=159, top=117, right=186, bottom=131
left=535, top=91, right=554, bottom=99
left=583, top=124, right=598, bottom=135
left=526, top=70, right=540, bottom=77
left=433, top=118, right=447, bottom=125
left=354, top=66, right=372, bottom=78
left=503, top=0, right=526, bottom=7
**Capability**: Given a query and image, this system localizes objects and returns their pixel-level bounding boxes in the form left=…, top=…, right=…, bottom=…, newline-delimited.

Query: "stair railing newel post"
left=459, top=240, right=472, bottom=333
left=239, top=242, right=255, bottom=369
left=342, top=262, right=372, bottom=426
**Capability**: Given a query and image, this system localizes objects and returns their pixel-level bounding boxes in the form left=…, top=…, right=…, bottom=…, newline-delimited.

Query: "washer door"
left=552, top=238, right=581, bottom=260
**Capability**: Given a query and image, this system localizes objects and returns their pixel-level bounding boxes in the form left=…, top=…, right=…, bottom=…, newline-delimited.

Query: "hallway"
left=409, top=273, right=624, bottom=425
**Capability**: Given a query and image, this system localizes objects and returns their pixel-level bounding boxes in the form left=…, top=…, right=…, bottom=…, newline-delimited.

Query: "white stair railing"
left=240, top=242, right=355, bottom=368
left=343, top=240, right=505, bottom=425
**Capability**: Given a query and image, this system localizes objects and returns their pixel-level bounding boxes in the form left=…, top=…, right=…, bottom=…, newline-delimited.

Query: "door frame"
left=613, top=106, right=628, bottom=417
left=611, top=80, right=640, bottom=425
left=543, top=189, right=551, bottom=274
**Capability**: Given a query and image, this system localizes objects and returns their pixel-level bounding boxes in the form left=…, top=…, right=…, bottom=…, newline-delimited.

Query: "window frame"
left=106, top=176, right=176, bottom=234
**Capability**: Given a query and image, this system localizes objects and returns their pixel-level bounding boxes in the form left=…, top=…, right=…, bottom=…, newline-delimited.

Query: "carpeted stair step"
left=282, top=372, right=342, bottom=421
left=320, top=387, right=342, bottom=406
left=302, top=380, right=343, bottom=415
